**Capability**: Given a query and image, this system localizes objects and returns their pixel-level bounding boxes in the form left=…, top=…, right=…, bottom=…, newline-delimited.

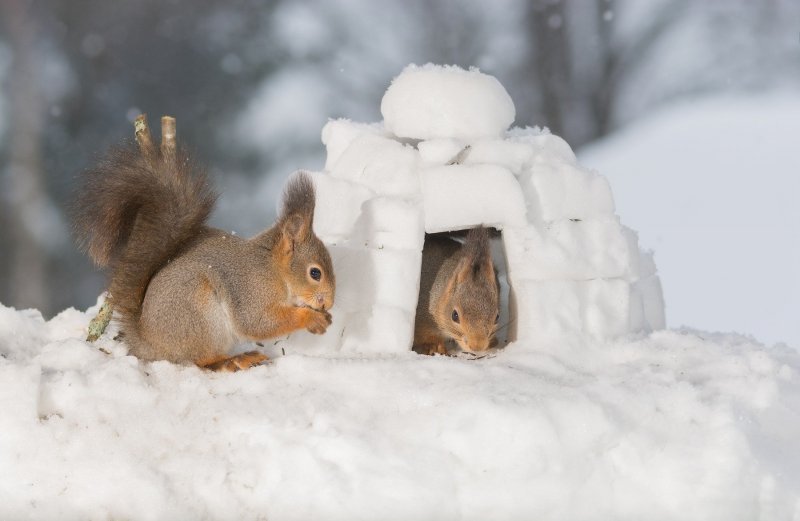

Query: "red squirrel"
left=73, top=117, right=335, bottom=371
left=413, top=227, right=500, bottom=356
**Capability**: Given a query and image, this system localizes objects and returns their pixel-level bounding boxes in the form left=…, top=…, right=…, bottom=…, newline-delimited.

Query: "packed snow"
left=1, top=302, right=799, bottom=520
left=1, top=66, right=798, bottom=520
left=381, top=64, right=515, bottom=141
left=579, top=93, right=800, bottom=348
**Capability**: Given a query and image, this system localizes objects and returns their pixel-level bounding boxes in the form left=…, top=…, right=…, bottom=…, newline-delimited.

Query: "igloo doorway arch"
left=291, top=65, right=664, bottom=354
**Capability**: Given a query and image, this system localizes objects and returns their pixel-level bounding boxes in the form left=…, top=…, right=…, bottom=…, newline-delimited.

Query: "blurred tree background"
left=0, top=0, right=798, bottom=317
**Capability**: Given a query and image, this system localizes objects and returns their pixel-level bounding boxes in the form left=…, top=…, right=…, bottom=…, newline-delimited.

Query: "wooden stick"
left=134, top=113, right=155, bottom=167
left=161, top=115, right=176, bottom=164
left=86, top=297, right=113, bottom=342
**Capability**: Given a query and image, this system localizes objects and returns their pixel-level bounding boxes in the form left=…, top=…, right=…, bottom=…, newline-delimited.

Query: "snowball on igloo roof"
left=381, top=64, right=516, bottom=141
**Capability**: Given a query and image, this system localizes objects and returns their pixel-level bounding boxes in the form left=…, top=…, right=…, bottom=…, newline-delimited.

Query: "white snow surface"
left=381, top=64, right=515, bottom=140
left=1, top=301, right=799, bottom=520
left=579, top=93, right=800, bottom=348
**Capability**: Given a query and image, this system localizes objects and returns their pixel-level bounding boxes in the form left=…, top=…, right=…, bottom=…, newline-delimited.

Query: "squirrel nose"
left=316, top=294, right=325, bottom=308
left=466, top=335, right=490, bottom=352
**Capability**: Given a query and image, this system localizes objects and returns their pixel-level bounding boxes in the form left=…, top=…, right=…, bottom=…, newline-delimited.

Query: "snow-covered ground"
left=1, top=301, right=799, bottom=520
left=579, top=93, right=800, bottom=349
left=2, top=67, right=798, bottom=520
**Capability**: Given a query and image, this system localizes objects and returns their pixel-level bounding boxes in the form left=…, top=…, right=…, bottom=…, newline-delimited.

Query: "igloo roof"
left=290, top=64, right=664, bottom=354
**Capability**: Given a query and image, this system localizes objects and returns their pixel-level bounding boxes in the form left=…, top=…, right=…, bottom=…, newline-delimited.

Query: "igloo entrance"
left=413, top=227, right=513, bottom=355
left=288, top=64, right=664, bottom=355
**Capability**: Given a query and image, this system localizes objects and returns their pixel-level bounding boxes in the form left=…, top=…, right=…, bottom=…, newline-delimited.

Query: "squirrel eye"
left=451, top=309, right=460, bottom=323
left=495, top=313, right=500, bottom=323
left=309, top=267, right=322, bottom=281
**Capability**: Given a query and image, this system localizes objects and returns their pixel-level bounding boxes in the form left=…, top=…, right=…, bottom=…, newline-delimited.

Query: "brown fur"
left=413, top=227, right=500, bottom=356
left=73, top=138, right=335, bottom=368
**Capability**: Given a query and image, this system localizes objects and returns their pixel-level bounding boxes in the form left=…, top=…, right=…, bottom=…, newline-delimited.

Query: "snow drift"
left=1, top=302, right=798, bottom=520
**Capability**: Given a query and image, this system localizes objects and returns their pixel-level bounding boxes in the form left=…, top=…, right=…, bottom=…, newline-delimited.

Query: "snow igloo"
left=291, top=64, right=665, bottom=354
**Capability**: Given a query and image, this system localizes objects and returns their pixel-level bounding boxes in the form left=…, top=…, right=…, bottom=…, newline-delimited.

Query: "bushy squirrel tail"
left=73, top=143, right=217, bottom=328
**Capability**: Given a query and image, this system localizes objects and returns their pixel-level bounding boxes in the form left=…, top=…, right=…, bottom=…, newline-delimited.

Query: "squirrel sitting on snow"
left=413, top=227, right=500, bottom=356
left=73, top=116, right=335, bottom=371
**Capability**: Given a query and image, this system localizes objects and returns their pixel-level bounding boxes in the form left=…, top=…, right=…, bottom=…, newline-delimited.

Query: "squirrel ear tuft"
left=277, top=172, right=316, bottom=256
left=459, top=226, right=494, bottom=283
left=475, top=255, right=495, bottom=283
left=279, top=171, right=316, bottom=225
left=457, top=256, right=493, bottom=284
left=455, top=256, right=473, bottom=284
left=280, top=213, right=310, bottom=253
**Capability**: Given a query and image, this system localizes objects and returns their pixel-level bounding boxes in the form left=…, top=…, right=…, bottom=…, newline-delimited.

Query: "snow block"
left=381, top=64, right=515, bottom=141
left=628, top=284, right=647, bottom=333
left=309, top=172, right=374, bottom=242
left=329, top=134, right=420, bottom=196
left=339, top=306, right=416, bottom=353
left=582, top=279, right=631, bottom=339
left=621, top=227, right=643, bottom=280
left=503, top=219, right=634, bottom=281
left=421, top=164, right=527, bottom=233
left=637, top=249, right=658, bottom=280
left=512, top=279, right=631, bottom=342
left=506, top=128, right=578, bottom=164
left=417, top=138, right=466, bottom=166
left=331, top=246, right=422, bottom=311
left=634, top=274, right=666, bottom=331
left=625, top=247, right=664, bottom=331
left=348, top=197, right=425, bottom=251
left=288, top=244, right=422, bottom=354
left=321, top=119, right=388, bottom=171
left=460, top=139, right=535, bottom=174
left=519, top=160, right=615, bottom=222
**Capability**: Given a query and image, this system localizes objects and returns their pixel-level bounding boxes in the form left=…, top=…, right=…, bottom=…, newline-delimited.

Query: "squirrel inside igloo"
left=289, top=64, right=665, bottom=354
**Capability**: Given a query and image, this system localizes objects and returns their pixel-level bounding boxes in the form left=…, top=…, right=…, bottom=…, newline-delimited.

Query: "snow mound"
left=297, top=65, right=664, bottom=354
left=381, top=64, right=515, bottom=140
left=1, top=302, right=799, bottom=520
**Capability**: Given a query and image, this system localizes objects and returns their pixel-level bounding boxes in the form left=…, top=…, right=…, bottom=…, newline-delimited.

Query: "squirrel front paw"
left=412, top=342, right=449, bottom=356
left=303, top=307, right=332, bottom=334
left=428, top=342, right=449, bottom=356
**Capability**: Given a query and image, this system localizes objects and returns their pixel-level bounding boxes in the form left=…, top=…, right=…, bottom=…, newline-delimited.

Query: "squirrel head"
left=276, top=172, right=335, bottom=311
left=434, top=227, right=499, bottom=354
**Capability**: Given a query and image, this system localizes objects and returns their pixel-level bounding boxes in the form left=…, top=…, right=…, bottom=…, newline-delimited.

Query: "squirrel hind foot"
left=200, top=351, right=269, bottom=372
